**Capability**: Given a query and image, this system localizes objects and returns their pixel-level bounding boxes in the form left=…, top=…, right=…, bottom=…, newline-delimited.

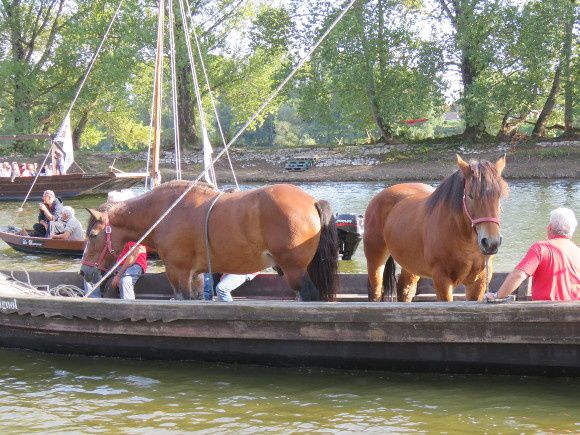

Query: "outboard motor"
left=335, top=213, right=364, bottom=260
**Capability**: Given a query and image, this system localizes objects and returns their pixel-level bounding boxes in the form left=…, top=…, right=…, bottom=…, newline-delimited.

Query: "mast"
left=151, top=0, right=165, bottom=188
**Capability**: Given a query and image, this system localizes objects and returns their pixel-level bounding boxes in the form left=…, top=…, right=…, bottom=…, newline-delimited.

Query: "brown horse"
left=80, top=181, right=338, bottom=301
left=364, top=155, right=508, bottom=302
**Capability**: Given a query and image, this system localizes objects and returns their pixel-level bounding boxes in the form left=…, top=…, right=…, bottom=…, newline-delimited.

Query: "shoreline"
left=14, top=139, right=580, bottom=183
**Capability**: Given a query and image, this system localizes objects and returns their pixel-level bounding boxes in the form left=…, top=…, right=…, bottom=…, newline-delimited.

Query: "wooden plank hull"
left=0, top=172, right=147, bottom=201
left=0, top=230, right=159, bottom=258
left=0, top=229, right=85, bottom=257
left=0, top=271, right=577, bottom=375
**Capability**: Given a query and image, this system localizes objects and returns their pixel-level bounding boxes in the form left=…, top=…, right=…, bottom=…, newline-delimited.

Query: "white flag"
left=55, top=114, right=74, bottom=174
left=202, top=127, right=215, bottom=186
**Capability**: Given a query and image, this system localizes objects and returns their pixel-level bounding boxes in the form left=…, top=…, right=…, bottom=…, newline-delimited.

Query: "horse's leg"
left=431, top=268, right=454, bottom=302
left=190, top=272, right=205, bottom=300
left=465, top=260, right=493, bottom=301
left=364, top=244, right=389, bottom=302
left=279, top=265, right=319, bottom=301
left=397, top=269, right=420, bottom=302
left=165, top=265, right=194, bottom=300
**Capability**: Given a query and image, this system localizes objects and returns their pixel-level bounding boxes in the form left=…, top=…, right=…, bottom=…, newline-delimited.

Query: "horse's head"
left=457, top=154, right=508, bottom=255
left=80, top=207, right=120, bottom=282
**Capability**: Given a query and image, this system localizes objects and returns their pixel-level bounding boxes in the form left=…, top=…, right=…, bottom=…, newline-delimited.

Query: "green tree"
left=295, top=0, right=444, bottom=143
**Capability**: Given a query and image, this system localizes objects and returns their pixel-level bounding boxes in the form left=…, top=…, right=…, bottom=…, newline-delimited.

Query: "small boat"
left=0, top=226, right=84, bottom=257
left=0, top=270, right=577, bottom=376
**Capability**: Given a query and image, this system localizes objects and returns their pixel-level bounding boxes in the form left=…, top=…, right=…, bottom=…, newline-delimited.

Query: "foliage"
left=0, top=0, right=577, bottom=155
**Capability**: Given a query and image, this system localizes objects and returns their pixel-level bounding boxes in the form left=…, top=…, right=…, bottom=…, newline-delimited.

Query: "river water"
left=0, top=180, right=578, bottom=432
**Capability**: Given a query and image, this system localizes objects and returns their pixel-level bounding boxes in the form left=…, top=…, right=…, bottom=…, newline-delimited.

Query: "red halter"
left=81, top=219, right=117, bottom=271
left=462, top=192, right=501, bottom=228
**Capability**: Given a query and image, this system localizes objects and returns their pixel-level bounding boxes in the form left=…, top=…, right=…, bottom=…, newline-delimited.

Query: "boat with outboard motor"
left=0, top=270, right=578, bottom=376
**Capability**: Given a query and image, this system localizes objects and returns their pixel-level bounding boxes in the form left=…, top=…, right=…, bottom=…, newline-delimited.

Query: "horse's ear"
left=456, top=154, right=470, bottom=178
left=86, top=208, right=102, bottom=222
left=495, top=154, right=506, bottom=175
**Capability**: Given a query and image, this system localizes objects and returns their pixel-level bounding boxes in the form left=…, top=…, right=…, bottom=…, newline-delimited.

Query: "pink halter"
left=462, top=186, right=501, bottom=228
left=81, top=218, right=117, bottom=271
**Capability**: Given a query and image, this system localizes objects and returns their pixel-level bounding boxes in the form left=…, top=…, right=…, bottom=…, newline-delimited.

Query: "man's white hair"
left=62, top=206, right=75, bottom=218
left=549, top=207, right=577, bottom=237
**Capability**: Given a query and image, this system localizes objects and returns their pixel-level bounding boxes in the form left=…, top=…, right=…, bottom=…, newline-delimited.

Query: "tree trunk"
left=72, top=111, right=91, bottom=150
left=9, top=1, right=32, bottom=153
left=177, top=64, right=198, bottom=148
left=461, top=53, right=487, bottom=139
left=497, top=112, right=526, bottom=140
left=562, top=0, right=575, bottom=136
left=532, top=66, right=562, bottom=138
left=368, top=88, right=393, bottom=142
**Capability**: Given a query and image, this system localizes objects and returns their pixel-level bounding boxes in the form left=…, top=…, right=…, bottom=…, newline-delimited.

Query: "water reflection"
left=0, top=180, right=578, bottom=273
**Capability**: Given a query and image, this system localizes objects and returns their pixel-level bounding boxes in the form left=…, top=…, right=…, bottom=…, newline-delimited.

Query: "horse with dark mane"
left=80, top=181, right=339, bottom=301
left=364, top=155, right=508, bottom=302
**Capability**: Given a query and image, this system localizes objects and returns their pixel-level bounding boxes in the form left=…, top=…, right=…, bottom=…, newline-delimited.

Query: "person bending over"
left=110, top=241, right=148, bottom=300
left=51, top=206, right=84, bottom=241
left=485, top=207, right=579, bottom=302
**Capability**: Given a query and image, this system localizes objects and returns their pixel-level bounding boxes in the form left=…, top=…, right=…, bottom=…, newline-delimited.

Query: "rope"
left=61, top=0, right=125, bottom=125
left=83, top=0, right=357, bottom=297
left=168, top=0, right=182, bottom=180
left=0, top=270, right=85, bottom=298
left=18, top=0, right=125, bottom=210
left=186, top=0, right=239, bottom=189
left=176, top=0, right=216, bottom=187
left=17, top=143, right=53, bottom=211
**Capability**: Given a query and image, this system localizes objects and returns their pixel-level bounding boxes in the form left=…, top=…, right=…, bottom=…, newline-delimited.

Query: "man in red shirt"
left=486, top=207, right=579, bottom=301
left=111, top=241, right=148, bottom=300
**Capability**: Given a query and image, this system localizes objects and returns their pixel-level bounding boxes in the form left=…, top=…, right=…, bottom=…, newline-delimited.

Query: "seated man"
left=84, top=241, right=147, bottom=300
left=31, top=190, right=63, bottom=237
left=204, top=273, right=258, bottom=302
left=51, top=206, right=84, bottom=241
left=485, top=207, right=579, bottom=302
left=111, top=241, right=148, bottom=300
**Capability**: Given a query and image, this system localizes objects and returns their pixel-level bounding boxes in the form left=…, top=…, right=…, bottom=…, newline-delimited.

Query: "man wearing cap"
left=31, top=190, right=64, bottom=237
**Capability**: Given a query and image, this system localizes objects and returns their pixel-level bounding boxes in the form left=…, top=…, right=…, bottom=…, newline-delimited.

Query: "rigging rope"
left=186, top=0, right=239, bottom=189
left=18, top=0, right=125, bottom=211
left=62, top=0, right=125, bottom=126
left=176, top=0, right=216, bottom=187
left=84, top=0, right=357, bottom=297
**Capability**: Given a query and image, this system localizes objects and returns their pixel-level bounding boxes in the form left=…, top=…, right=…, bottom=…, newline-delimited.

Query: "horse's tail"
left=308, top=200, right=339, bottom=301
left=383, top=256, right=397, bottom=302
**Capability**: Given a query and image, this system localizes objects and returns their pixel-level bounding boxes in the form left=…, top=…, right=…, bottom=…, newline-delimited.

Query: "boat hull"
left=0, top=228, right=85, bottom=257
left=0, top=172, right=147, bottom=201
left=0, top=272, right=577, bottom=375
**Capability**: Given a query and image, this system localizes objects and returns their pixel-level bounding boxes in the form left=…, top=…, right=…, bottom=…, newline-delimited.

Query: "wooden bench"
left=284, top=158, right=315, bottom=172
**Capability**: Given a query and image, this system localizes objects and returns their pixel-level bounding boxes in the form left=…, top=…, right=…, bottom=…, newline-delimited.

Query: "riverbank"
left=19, top=138, right=580, bottom=182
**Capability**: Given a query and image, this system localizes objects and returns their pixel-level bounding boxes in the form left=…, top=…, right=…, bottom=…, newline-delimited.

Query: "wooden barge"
left=0, top=271, right=578, bottom=375
left=0, top=172, right=147, bottom=201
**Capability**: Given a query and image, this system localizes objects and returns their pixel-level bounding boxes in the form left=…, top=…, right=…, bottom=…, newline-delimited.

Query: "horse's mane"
left=86, top=180, right=217, bottom=236
left=426, top=160, right=508, bottom=213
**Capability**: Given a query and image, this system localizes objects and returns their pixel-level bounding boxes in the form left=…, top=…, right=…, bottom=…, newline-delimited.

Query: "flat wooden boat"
left=0, top=172, right=147, bottom=201
left=0, top=227, right=161, bottom=259
left=0, top=271, right=577, bottom=375
left=0, top=227, right=85, bottom=257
